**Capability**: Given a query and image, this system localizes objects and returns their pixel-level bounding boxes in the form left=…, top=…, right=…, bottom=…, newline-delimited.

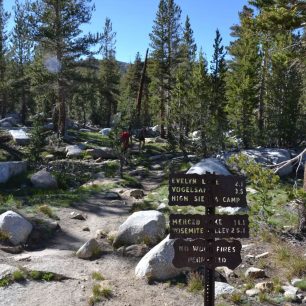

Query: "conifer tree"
left=149, top=0, right=182, bottom=138
left=226, top=6, right=261, bottom=148
left=120, top=52, right=143, bottom=124
left=0, top=0, right=10, bottom=118
left=99, top=18, right=120, bottom=127
left=210, top=29, right=227, bottom=150
left=10, top=0, right=33, bottom=124
left=172, top=15, right=197, bottom=151
left=29, top=0, right=99, bottom=136
left=191, top=50, right=210, bottom=156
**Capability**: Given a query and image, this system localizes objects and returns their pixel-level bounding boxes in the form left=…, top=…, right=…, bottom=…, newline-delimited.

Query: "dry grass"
left=274, top=241, right=306, bottom=279
left=37, top=204, right=58, bottom=220
left=186, top=272, right=203, bottom=293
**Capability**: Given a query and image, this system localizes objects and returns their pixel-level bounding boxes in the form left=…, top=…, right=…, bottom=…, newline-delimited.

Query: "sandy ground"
left=0, top=170, right=205, bottom=306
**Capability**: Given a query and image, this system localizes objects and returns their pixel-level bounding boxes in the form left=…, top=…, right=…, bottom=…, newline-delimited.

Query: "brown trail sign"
left=169, top=214, right=249, bottom=239
left=169, top=172, right=248, bottom=306
left=172, top=239, right=242, bottom=270
left=169, top=173, right=247, bottom=207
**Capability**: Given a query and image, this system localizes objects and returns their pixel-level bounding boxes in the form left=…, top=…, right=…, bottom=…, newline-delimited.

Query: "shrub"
left=92, top=272, right=105, bottom=281
left=12, top=270, right=25, bottom=282
left=187, top=272, right=203, bottom=293
left=227, top=153, right=279, bottom=221
left=37, top=204, right=58, bottom=220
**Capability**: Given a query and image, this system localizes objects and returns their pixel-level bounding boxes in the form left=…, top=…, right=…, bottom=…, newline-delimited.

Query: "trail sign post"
left=169, top=172, right=249, bottom=306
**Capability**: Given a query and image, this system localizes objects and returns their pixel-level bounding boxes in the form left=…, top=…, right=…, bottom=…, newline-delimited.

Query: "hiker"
left=120, top=129, right=130, bottom=153
left=138, top=127, right=146, bottom=151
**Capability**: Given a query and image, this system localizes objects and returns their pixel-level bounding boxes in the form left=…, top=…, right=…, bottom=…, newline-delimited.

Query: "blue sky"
left=4, top=0, right=248, bottom=63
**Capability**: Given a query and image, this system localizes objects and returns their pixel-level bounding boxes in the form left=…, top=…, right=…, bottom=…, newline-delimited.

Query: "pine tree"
left=149, top=0, right=182, bottom=138
left=226, top=6, right=261, bottom=148
left=10, top=0, right=33, bottom=124
left=191, top=50, right=210, bottom=156
left=210, top=29, right=227, bottom=150
left=0, top=0, right=10, bottom=118
left=72, top=57, right=99, bottom=127
left=249, top=0, right=305, bottom=146
left=99, top=18, right=120, bottom=127
left=120, top=52, right=143, bottom=124
left=171, top=15, right=197, bottom=151
left=29, top=0, right=99, bottom=136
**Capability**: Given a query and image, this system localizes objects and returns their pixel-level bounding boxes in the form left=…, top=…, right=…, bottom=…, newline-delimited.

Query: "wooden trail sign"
left=169, top=173, right=247, bottom=207
left=169, top=172, right=249, bottom=306
left=169, top=214, right=249, bottom=239
left=172, top=239, right=242, bottom=270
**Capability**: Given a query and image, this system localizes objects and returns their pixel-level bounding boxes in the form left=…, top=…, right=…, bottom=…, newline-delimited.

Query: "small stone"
left=215, top=266, right=237, bottom=278
left=129, top=189, right=145, bottom=199
left=103, top=192, right=120, bottom=200
left=255, top=281, right=274, bottom=292
left=215, top=282, right=235, bottom=297
left=45, top=154, right=54, bottom=160
left=242, top=244, right=254, bottom=249
left=245, top=254, right=255, bottom=262
left=95, top=229, right=107, bottom=239
left=255, top=252, right=270, bottom=259
left=70, top=212, right=86, bottom=221
left=282, top=285, right=298, bottom=301
left=246, top=288, right=260, bottom=297
left=291, top=278, right=303, bottom=286
left=82, top=227, right=90, bottom=232
left=245, top=267, right=267, bottom=279
left=76, top=238, right=101, bottom=259
left=157, top=203, right=168, bottom=211
left=150, top=164, right=162, bottom=170
left=246, top=187, right=257, bottom=194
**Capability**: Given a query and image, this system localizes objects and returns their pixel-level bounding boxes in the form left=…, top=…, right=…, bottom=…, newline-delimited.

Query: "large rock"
left=0, top=117, right=18, bottom=128
left=187, top=158, right=231, bottom=175
left=113, top=210, right=166, bottom=248
left=86, top=147, right=115, bottom=159
left=76, top=238, right=101, bottom=259
left=242, top=148, right=293, bottom=176
left=135, top=235, right=187, bottom=281
left=9, top=129, right=30, bottom=145
left=30, top=169, right=58, bottom=189
left=65, top=145, right=83, bottom=158
left=0, top=161, right=27, bottom=184
left=100, top=128, right=112, bottom=136
left=0, top=211, right=33, bottom=245
left=241, top=148, right=292, bottom=177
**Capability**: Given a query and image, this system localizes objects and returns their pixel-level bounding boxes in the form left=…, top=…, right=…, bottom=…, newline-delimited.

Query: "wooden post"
left=204, top=206, right=215, bottom=306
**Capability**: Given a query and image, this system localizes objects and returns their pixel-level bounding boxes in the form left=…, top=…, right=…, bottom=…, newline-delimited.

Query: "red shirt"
left=121, top=131, right=130, bottom=149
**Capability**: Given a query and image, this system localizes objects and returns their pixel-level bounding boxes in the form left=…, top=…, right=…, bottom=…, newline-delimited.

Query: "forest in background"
left=0, top=0, right=305, bottom=156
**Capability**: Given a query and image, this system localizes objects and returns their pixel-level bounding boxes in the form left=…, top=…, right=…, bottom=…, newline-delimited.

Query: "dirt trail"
left=0, top=167, right=204, bottom=306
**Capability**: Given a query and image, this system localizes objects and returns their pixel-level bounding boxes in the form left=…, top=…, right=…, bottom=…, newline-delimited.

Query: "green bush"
left=227, top=153, right=280, bottom=221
